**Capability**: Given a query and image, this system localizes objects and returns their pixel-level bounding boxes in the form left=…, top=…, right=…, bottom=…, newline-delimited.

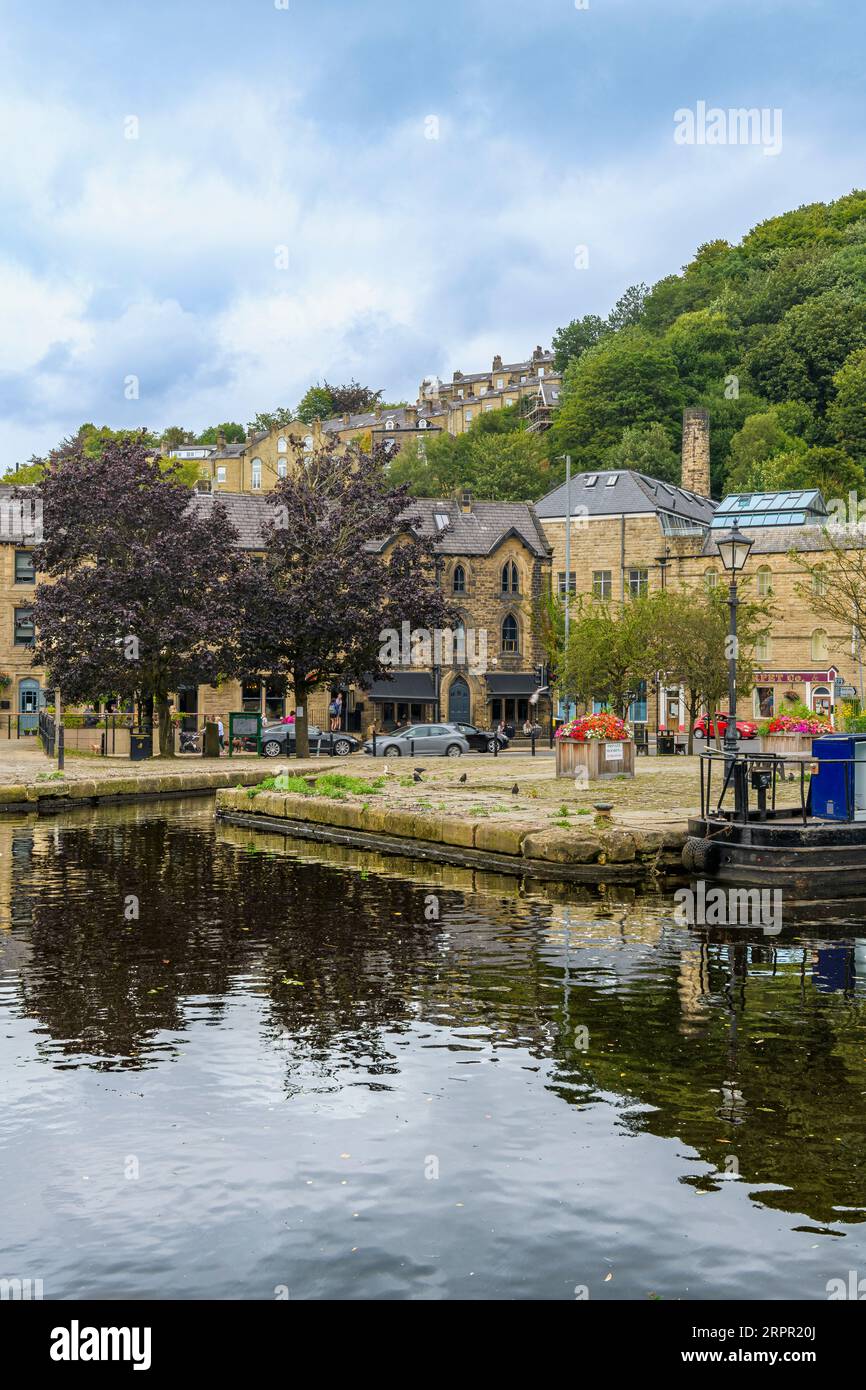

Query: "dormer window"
left=418, top=419, right=427, bottom=429
left=386, top=419, right=395, bottom=430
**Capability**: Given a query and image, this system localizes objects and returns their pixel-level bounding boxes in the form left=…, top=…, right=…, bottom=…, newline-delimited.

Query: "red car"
left=693, top=713, right=758, bottom=741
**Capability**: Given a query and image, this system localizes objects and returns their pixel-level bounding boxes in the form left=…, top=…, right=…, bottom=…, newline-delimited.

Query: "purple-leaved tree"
left=24, top=434, right=244, bottom=755
left=235, top=437, right=454, bottom=757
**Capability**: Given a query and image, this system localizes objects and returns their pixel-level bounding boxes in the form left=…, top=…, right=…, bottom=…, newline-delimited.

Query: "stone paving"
left=0, top=738, right=808, bottom=835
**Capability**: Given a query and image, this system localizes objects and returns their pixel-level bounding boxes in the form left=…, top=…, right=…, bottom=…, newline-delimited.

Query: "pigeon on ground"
left=511, top=783, right=519, bottom=795
left=413, top=771, right=424, bottom=784
left=458, top=772, right=467, bottom=783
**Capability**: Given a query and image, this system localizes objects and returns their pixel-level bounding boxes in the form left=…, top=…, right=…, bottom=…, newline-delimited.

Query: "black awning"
left=485, top=673, right=539, bottom=696
left=367, top=673, right=436, bottom=701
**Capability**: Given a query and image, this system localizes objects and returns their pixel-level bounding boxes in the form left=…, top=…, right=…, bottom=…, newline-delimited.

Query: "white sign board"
left=604, top=741, right=624, bottom=762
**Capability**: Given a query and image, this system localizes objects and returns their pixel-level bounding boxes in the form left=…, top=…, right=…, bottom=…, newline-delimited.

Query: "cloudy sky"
left=0, top=0, right=862, bottom=466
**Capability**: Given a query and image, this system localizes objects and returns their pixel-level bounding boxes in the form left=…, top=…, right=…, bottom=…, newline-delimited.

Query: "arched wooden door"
left=447, top=676, right=470, bottom=724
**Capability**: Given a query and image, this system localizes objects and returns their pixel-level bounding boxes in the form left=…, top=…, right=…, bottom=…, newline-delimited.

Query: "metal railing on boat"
left=699, top=747, right=859, bottom=827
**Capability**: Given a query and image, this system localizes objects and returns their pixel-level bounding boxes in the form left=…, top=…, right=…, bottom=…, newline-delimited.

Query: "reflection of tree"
left=8, top=813, right=866, bottom=1225
left=542, top=925, right=866, bottom=1226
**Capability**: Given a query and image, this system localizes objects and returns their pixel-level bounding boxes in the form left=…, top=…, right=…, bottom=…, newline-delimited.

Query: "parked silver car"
left=363, top=724, right=470, bottom=757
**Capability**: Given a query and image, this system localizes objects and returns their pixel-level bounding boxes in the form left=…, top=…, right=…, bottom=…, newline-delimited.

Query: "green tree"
left=664, top=308, right=739, bottom=400
left=725, top=405, right=811, bottom=490
left=652, top=587, right=770, bottom=751
left=390, top=408, right=551, bottom=501
left=607, top=283, right=649, bottom=332
left=550, top=328, right=684, bottom=467
left=551, top=314, right=609, bottom=373
left=558, top=596, right=661, bottom=718
left=247, top=408, right=295, bottom=434
left=160, top=426, right=191, bottom=448
left=198, top=422, right=246, bottom=444
left=603, top=422, right=680, bottom=484
left=744, top=289, right=866, bottom=412
left=467, top=431, right=550, bottom=501
left=754, top=446, right=865, bottom=499
left=828, top=347, right=866, bottom=463
left=296, top=385, right=335, bottom=424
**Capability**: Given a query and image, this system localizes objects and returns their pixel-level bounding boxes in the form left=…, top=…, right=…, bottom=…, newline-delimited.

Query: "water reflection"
left=1, top=799, right=866, bottom=1299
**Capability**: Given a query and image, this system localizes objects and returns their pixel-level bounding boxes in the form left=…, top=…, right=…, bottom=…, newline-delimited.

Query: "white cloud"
left=0, top=55, right=860, bottom=466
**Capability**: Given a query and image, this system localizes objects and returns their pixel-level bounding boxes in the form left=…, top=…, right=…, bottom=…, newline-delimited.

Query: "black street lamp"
left=716, top=525, right=754, bottom=815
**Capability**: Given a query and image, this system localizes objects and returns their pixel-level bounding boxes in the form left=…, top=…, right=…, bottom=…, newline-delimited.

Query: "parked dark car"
left=237, top=723, right=360, bottom=758
left=445, top=721, right=510, bottom=753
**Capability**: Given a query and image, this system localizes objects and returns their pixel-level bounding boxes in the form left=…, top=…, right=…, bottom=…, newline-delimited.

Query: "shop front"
left=485, top=673, right=542, bottom=734
left=752, top=668, right=839, bottom=721
left=366, top=672, right=437, bottom=731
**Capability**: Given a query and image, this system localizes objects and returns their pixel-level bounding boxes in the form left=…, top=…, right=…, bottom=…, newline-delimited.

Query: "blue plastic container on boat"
left=810, top=732, right=866, bottom=820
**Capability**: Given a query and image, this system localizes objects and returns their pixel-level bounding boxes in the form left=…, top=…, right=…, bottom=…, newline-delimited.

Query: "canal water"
left=1, top=795, right=865, bottom=1301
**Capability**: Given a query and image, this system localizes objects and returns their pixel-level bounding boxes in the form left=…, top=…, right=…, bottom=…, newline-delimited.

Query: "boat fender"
left=682, top=835, right=717, bottom=872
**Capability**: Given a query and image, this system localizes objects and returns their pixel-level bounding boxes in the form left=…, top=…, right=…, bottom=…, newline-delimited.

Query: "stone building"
left=679, top=490, right=850, bottom=722
left=4, top=400, right=860, bottom=742
left=533, top=411, right=716, bottom=734
left=363, top=496, right=552, bottom=731
left=167, top=346, right=562, bottom=500
left=0, top=490, right=41, bottom=732
left=422, top=347, right=562, bottom=437
left=183, top=492, right=552, bottom=735
left=532, top=408, right=861, bottom=731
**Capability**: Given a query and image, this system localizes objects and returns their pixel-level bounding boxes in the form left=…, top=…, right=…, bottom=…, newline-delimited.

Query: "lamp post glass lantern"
left=716, top=526, right=754, bottom=811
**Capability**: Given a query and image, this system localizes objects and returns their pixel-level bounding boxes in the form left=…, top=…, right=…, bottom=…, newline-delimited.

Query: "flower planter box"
left=758, top=734, right=815, bottom=756
left=555, top=737, right=635, bottom=781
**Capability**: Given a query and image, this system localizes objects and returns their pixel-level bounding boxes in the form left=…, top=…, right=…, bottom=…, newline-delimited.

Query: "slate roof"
left=189, top=491, right=551, bottom=557
left=701, top=523, right=838, bottom=557
left=188, top=491, right=271, bottom=548
left=534, top=469, right=715, bottom=526
left=379, top=497, right=551, bottom=557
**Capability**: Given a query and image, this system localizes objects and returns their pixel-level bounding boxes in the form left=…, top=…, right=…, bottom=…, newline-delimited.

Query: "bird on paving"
left=458, top=772, right=467, bottom=783
left=413, top=772, right=424, bottom=784
left=511, top=783, right=519, bottom=795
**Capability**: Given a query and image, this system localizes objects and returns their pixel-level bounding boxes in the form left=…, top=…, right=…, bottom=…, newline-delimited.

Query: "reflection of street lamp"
left=716, top=526, right=754, bottom=815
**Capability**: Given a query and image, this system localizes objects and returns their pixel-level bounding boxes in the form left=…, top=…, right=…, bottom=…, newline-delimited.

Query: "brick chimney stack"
left=681, top=408, right=711, bottom=497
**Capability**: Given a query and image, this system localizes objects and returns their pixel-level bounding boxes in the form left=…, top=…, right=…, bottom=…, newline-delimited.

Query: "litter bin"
left=657, top=732, right=675, bottom=756
left=129, top=731, right=153, bottom=761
